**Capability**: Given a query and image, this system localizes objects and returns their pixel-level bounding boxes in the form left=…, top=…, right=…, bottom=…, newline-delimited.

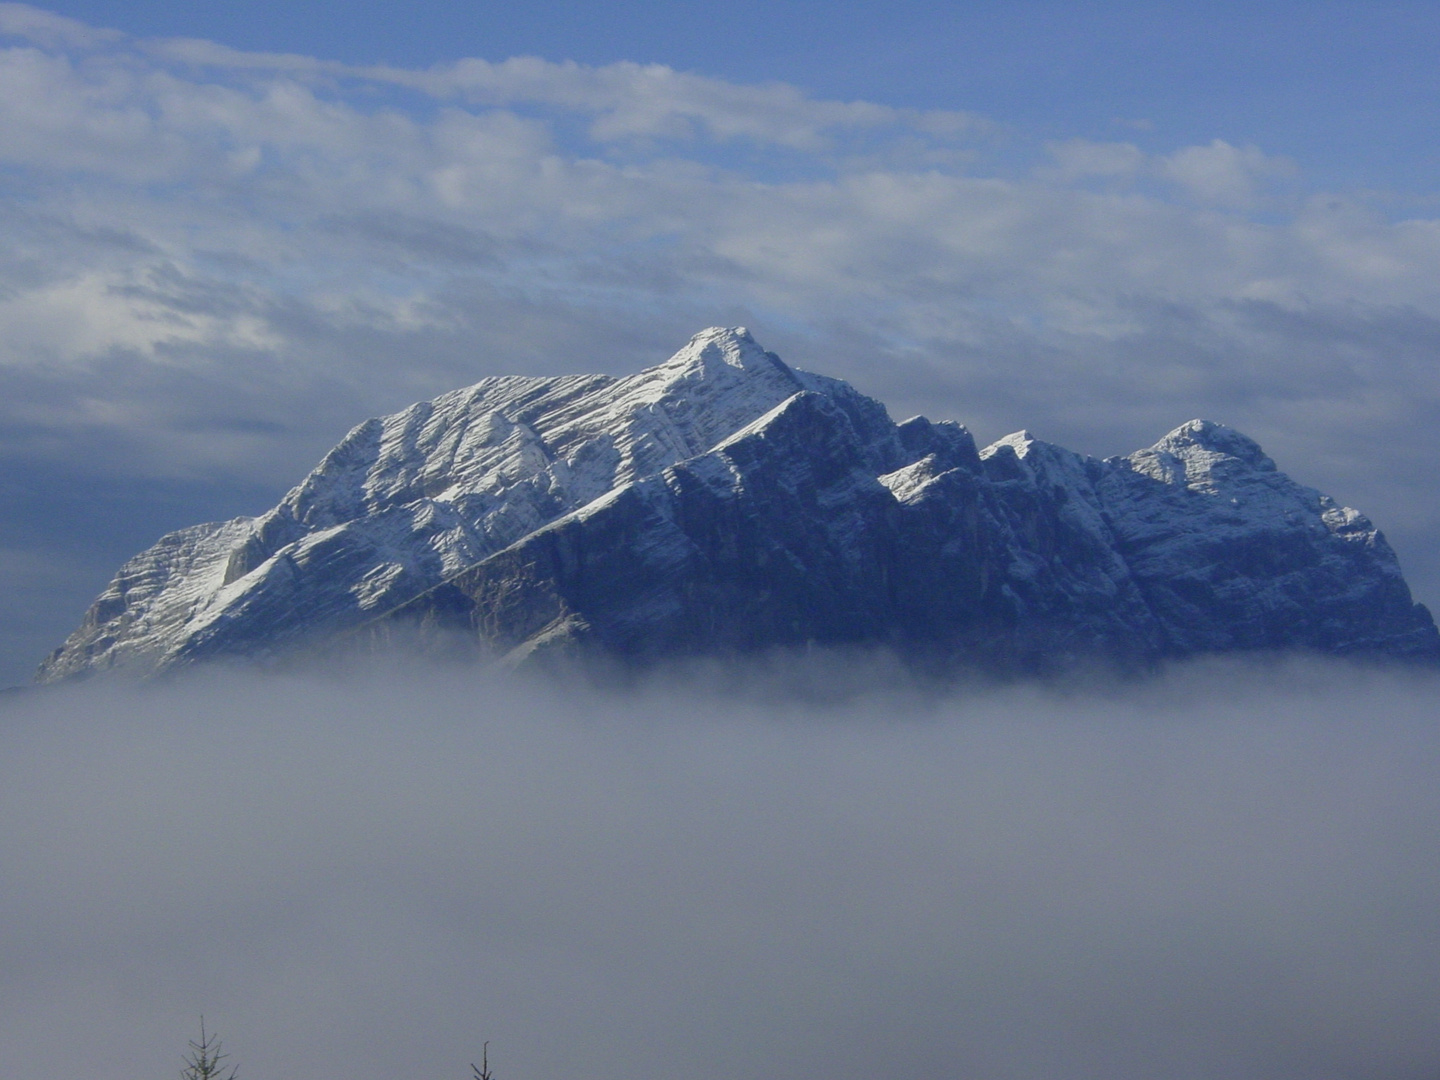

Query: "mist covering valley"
left=2, top=654, right=1437, bottom=1080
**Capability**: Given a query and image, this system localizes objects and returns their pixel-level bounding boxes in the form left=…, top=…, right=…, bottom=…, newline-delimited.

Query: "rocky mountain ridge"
left=38, top=328, right=1439, bottom=681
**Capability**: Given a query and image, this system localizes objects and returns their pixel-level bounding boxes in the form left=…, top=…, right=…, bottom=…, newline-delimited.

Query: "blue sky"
left=4, top=0, right=1440, bottom=683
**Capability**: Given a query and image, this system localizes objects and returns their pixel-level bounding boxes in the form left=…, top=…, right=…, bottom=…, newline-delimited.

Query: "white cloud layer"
left=1, top=658, right=1438, bottom=1080
left=3, top=3, right=1440, bottom=678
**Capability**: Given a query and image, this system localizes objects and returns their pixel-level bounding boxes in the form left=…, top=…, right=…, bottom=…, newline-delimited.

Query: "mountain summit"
left=39, top=328, right=1439, bottom=680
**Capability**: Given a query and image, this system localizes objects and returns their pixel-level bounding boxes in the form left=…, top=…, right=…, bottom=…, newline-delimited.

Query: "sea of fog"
left=1, top=655, right=1437, bottom=1080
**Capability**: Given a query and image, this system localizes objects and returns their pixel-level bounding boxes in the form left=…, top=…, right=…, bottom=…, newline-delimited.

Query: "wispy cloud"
left=0, top=1, right=119, bottom=48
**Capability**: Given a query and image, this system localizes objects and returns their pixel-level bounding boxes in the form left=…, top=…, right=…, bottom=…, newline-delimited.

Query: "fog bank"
left=1, top=657, right=1437, bottom=1080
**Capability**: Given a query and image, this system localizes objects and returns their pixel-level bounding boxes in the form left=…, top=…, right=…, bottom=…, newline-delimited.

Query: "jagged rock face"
left=38, top=328, right=1440, bottom=681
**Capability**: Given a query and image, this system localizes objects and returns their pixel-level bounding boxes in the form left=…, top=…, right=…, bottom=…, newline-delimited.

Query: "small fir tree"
left=181, top=1017, right=238, bottom=1080
left=472, top=1041, right=494, bottom=1080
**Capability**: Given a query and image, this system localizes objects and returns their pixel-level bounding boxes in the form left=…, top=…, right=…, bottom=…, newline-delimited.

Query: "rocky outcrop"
left=38, top=328, right=1439, bottom=681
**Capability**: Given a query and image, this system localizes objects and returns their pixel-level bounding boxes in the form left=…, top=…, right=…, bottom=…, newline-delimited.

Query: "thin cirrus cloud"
left=150, top=35, right=982, bottom=151
left=3, top=2, right=1440, bottom=682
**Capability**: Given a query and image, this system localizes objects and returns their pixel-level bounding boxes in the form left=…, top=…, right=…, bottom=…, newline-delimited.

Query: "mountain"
left=37, top=328, right=1439, bottom=681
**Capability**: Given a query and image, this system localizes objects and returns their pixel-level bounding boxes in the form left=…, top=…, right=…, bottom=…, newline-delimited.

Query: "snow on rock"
left=37, top=331, right=1440, bottom=682
left=39, top=329, right=809, bottom=679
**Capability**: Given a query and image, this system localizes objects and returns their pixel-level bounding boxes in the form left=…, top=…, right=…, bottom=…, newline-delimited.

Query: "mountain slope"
left=375, top=391, right=1437, bottom=670
left=38, top=329, right=1439, bottom=681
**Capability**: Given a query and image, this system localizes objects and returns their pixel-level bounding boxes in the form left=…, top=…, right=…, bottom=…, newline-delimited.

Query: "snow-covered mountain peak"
left=36, top=329, right=842, bottom=681
left=655, top=326, right=789, bottom=375
left=980, top=431, right=1038, bottom=459
left=37, top=331, right=1440, bottom=683
left=267, top=331, right=804, bottom=534
left=1153, top=419, right=1274, bottom=468
left=1126, top=419, right=1278, bottom=491
left=977, top=431, right=1096, bottom=489
left=580, top=328, right=808, bottom=483
left=620, top=326, right=799, bottom=412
